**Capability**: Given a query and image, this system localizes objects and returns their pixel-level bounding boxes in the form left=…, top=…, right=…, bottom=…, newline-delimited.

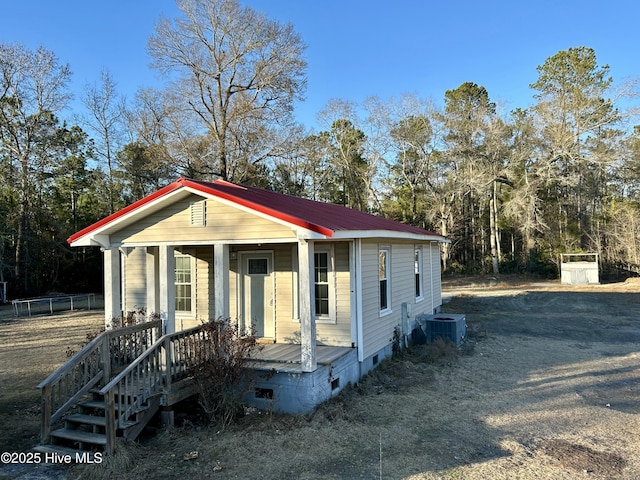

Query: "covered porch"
left=104, top=238, right=359, bottom=378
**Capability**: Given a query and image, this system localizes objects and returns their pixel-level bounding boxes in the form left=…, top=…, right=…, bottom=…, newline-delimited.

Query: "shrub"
left=191, top=318, right=263, bottom=427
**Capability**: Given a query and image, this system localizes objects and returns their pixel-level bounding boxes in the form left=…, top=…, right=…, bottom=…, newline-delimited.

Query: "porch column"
left=298, top=239, right=317, bottom=372
left=146, top=247, right=159, bottom=319
left=213, top=243, right=230, bottom=320
left=103, top=247, right=121, bottom=329
left=158, top=245, right=175, bottom=334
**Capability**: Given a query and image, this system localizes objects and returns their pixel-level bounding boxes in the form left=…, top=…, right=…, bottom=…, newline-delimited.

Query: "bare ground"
left=1, top=278, right=640, bottom=479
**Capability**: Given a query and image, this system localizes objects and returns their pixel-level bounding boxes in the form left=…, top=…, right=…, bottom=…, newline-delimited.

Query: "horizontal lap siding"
left=361, top=241, right=442, bottom=359
left=273, top=245, right=296, bottom=343
left=112, top=195, right=296, bottom=244
left=361, top=241, right=386, bottom=359
left=429, top=243, right=442, bottom=309
left=272, top=242, right=352, bottom=347
left=194, top=246, right=213, bottom=326
left=420, top=244, right=434, bottom=313
left=316, top=242, right=352, bottom=347
left=123, top=247, right=146, bottom=315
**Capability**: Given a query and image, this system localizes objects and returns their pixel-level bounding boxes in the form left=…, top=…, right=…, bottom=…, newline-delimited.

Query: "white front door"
left=240, top=252, right=274, bottom=339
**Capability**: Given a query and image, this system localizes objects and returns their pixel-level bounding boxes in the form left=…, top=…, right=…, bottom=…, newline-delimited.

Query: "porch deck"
left=249, top=344, right=355, bottom=373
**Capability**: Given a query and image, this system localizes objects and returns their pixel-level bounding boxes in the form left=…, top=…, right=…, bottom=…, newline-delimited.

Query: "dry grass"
left=0, top=301, right=104, bottom=455
left=2, top=279, right=640, bottom=479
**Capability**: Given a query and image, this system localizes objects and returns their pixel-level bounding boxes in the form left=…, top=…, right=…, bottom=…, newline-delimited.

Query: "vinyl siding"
left=111, top=195, right=296, bottom=244
left=121, top=246, right=211, bottom=330
left=123, top=247, right=146, bottom=314
left=229, top=243, right=352, bottom=346
left=315, top=242, right=352, bottom=346
left=429, top=242, right=442, bottom=308
left=360, top=240, right=442, bottom=359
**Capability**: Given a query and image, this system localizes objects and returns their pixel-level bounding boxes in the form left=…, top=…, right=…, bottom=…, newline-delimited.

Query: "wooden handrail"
left=37, top=320, right=162, bottom=445
left=98, top=324, right=209, bottom=454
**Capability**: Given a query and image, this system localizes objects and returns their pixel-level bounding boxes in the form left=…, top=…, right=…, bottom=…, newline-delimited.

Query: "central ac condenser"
left=416, top=313, right=466, bottom=346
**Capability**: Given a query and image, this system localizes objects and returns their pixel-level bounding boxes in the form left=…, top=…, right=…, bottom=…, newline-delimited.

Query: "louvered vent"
left=190, top=200, right=206, bottom=226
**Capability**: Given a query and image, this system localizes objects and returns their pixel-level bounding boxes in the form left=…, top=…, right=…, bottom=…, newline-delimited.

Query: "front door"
left=240, top=252, right=274, bottom=339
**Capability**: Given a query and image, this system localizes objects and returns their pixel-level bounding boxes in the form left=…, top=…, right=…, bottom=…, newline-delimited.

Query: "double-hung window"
left=415, top=247, right=423, bottom=300
left=175, top=254, right=193, bottom=314
left=314, top=252, right=330, bottom=317
left=379, top=247, right=391, bottom=314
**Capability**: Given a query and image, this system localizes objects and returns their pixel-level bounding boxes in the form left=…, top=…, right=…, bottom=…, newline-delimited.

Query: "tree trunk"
left=489, top=181, right=499, bottom=275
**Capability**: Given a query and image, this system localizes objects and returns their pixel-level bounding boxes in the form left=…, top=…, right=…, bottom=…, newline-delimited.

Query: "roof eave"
left=331, top=230, right=450, bottom=242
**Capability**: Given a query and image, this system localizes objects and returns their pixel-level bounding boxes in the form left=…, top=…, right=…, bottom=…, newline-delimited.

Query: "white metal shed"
left=560, top=253, right=599, bottom=285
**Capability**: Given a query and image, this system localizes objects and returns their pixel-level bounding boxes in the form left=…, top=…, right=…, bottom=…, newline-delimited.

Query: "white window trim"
left=379, top=245, right=392, bottom=317
left=174, top=252, right=195, bottom=317
left=314, top=244, right=337, bottom=324
left=292, top=244, right=337, bottom=324
left=415, top=246, right=424, bottom=302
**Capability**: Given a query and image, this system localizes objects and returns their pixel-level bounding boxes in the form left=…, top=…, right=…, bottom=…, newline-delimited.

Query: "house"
left=68, top=177, right=449, bottom=413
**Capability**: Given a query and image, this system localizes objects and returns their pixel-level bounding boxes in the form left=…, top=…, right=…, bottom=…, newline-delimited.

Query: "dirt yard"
left=1, top=277, right=639, bottom=479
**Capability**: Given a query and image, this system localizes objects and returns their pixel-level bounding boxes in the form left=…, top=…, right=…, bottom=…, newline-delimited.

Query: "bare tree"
left=147, top=0, right=307, bottom=181
left=81, top=69, right=125, bottom=213
left=0, top=43, right=71, bottom=293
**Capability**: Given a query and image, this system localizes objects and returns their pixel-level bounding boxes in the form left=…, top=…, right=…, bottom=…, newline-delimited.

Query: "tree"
left=530, top=47, right=621, bottom=253
left=82, top=69, right=126, bottom=214
left=501, top=108, right=548, bottom=270
left=147, top=0, right=307, bottom=181
left=387, top=111, right=442, bottom=227
left=440, top=82, right=504, bottom=272
left=0, top=43, right=71, bottom=294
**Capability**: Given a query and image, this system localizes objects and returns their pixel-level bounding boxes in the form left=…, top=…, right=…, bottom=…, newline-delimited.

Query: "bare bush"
left=191, top=318, right=263, bottom=427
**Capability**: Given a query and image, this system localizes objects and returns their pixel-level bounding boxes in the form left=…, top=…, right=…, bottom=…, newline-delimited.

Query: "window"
left=175, top=255, right=192, bottom=313
left=379, top=247, right=390, bottom=313
left=415, top=247, right=423, bottom=299
left=248, top=258, right=268, bottom=275
left=314, top=252, right=330, bottom=317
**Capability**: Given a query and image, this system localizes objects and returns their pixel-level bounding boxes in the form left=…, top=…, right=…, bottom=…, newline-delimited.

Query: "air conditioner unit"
left=417, top=313, right=466, bottom=346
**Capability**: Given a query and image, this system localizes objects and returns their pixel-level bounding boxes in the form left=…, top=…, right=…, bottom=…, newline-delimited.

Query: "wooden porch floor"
left=248, top=344, right=354, bottom=373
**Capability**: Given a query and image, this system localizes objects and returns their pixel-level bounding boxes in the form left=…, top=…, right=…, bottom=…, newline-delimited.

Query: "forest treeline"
left=1, top=0, right=639, bottom=297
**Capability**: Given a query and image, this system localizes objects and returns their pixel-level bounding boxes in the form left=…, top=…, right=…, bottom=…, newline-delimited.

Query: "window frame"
left=415, top=246, right=424, bottom=302
left=379, top=246, right=391, bottom=316
left=313, top=245, right=336, bottom=323
left=174, top=253, right=194, bottom=316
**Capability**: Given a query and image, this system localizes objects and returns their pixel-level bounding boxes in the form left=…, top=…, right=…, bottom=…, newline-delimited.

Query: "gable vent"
left=190, top=200, right=206, bottom=226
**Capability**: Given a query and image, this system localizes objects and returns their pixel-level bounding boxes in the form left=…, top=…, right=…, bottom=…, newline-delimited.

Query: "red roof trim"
left=181, top=179, right=335, bottom=237
left=66, top=179, right=185, bottom=244
left=67, top=178, right=335, bottom=244
left=68, top=177, right=445, bottom=245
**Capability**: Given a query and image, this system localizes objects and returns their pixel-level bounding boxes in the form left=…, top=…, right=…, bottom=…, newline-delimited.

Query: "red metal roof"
left=68, top=178, right=445, bottom=244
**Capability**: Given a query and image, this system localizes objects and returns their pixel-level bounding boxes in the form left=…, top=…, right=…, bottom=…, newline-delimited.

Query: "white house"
left=68, top=177, right=449, bottom=413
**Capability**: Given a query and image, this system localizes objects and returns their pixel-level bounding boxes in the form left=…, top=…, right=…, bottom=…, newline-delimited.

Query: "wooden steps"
left=65, top=413, right=106, bottom=427
left=43, top=390, right=161, bottom=453
left=50, top=428, right=107, bottom=446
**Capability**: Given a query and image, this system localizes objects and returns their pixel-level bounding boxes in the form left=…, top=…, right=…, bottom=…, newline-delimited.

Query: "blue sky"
left=1, top=0, right=638, bottom=129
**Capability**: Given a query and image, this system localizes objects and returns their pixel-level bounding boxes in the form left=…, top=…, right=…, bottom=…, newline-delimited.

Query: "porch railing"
left=98, top=324, right=210, bottom=454
left=37, top=320, right=162, bottom=445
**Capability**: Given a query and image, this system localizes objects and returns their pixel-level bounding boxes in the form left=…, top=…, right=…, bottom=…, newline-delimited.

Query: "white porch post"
left=298, top=239, right=317, bottom=372
left=103, top=247, right=121, bottom=329
left=350, top=239, right=364, bottom=362
left=158, top=245, right=175, bottom=334
left=146, top=247, right=159, bottom=319
left=213, top=243, right=230, bottom=321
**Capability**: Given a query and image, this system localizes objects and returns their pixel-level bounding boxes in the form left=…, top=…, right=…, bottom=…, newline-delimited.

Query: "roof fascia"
left=330, top=230, right=450, bottom=243
left=182, top=179, right=335, bottom=237
left=68, top=187, right=190, bottom=247
left=185, top=186, right=333, bottom=239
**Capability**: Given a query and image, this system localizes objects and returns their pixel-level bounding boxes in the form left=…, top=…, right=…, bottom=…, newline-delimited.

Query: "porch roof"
left=68, top=178, right=449, bottom=246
